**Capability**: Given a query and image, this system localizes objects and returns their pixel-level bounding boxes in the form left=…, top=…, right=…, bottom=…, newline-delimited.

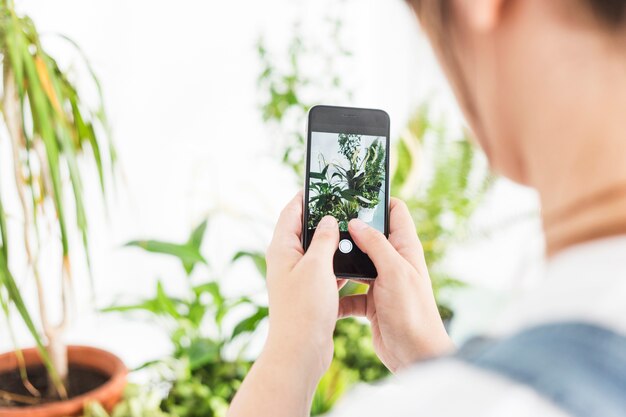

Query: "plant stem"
left=0, top=388, right=43, bottom=406
left=2, top=68, right=68, bottom=399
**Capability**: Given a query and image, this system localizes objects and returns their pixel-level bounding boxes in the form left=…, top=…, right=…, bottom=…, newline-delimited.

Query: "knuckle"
left=365, top=228, right=385, bottom=244
left=302, top=253, right=325, bottom=267
left=402, top=262, right=417, bottom=277
left=313, top=228, right=334, bottom=240
left=279, top=204, right=298, bottom=220
left=394, top=198, right=409, bottom=211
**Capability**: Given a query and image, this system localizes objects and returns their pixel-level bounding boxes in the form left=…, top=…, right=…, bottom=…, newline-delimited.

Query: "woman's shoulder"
left=328, top=358, right=568, bottom=417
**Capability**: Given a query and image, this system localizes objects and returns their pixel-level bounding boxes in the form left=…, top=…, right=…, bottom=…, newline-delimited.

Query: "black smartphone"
left=303, top=105, right=390, bottom=279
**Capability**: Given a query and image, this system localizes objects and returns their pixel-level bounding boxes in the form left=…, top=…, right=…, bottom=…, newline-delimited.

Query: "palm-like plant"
left=332, top=135, right=386, bottom=210
left=360, top=140, right=386, bottom=208
left=0, top=1, right=114, bottom=399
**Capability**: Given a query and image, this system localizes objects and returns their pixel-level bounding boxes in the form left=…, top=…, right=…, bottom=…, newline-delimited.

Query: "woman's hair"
left=408, top=0, right=626, bottom=28
left=588, top=0, right=626, bottom=26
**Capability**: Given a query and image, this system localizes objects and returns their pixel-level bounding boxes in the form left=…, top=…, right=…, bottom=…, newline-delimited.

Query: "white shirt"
left=330, top=235, right=626, bottom=417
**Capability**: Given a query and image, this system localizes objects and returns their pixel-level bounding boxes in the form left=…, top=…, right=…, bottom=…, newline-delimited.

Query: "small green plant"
left=332, top=200, right=359, bottom=232
left=104, top=220, right=264, bottom=417
left=334, top=134, right=386, bottom=210
left=308, top=162, right=346, bottom=228
left=82, top=384, right=173, bottom=417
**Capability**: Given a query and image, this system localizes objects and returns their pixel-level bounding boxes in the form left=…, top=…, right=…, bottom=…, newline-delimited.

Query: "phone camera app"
left=307, top=132, right=387, bottom=233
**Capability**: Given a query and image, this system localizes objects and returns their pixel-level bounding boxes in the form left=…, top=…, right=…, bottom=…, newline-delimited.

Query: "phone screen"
left=303, top=106, right=390, bottom=279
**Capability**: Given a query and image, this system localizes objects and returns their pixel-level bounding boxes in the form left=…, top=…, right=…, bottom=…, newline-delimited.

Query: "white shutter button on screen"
left=339, top=239, right=353, bottom=254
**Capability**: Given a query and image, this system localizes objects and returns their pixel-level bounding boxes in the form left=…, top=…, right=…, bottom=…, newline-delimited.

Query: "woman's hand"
left=339, top=198, right=454, bottom=372
left=228, top=193, right=342, bottom=417
left=264, top=192, right=343, bottom=380
left=228, top=195, right=451, bottom=417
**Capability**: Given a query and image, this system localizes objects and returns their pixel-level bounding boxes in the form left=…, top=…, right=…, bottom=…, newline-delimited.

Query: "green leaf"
left=53, top=32, right=117, bottom=178
left=125, top=240, right=207, bottom=275
left=187, top=338, right=220, bottom=370
left=102, top=298, right=165, bottom=315
left=311, top=360, right=354, bottom=416
left=23, top=47, right=70, bottom=256
left=192, top=281, right=224, bottom=308
left=232, top=251, right=266, bottom=278
left=183, top=219, right=209, bottom=274
left=102, top=287, right=184, bottom=318
left=187, top=219, right=208, bottom=250
left=0, top=250, right=63, bottom=392
left=0, top=194, right=8, bottom=260
left=156, top=281, right=181, bottom=319
left=192, top=281, right=234, bottom=326
left=231, top=306, right=268, bottom=340
left=5, top=16, right=25, bottom=98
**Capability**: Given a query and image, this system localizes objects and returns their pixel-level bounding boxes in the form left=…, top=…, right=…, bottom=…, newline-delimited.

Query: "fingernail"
left=317, top=216, right=337, bottom=230
left=350, top=218, right=368, bottom=230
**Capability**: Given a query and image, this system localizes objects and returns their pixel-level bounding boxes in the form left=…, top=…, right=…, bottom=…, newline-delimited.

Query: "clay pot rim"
left=0, top=345, right=127, bottom=413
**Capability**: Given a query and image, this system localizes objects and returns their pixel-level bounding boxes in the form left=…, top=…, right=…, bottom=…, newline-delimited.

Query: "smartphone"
left=303, top=105, right=390, bottom=279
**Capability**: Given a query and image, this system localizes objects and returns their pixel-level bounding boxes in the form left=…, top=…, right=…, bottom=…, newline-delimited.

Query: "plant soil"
left=0, top=364, right=109, bottom=408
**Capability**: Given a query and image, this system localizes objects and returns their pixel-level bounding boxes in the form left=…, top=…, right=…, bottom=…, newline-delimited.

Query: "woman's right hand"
left=339, top=198, right=454, bottom=372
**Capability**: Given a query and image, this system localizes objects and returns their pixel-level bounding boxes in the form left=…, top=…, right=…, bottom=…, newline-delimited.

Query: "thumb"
left=306, top=215, right=339, bottom=261
left=348, top=218, right=402, bottom=269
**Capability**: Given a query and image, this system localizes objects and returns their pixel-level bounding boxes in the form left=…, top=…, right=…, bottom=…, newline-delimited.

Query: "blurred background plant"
left=0, top=0, right=114, bottom=401
left=391, top=107, right=493, bottom=321
left=103, top=220, right=265, bottom=417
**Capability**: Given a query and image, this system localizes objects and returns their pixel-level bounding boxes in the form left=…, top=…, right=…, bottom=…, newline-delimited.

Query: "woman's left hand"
left=264, top=192, right=342, bottom=384
left=228, top=192, right=341, bottom=417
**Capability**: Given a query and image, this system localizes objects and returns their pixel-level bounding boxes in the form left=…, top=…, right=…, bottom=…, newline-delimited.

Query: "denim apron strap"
left=458, top=322, right=626, bottom=417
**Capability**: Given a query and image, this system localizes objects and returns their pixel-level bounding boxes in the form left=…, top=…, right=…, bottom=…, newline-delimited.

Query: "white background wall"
left=1, top=0, right=544, bottom=370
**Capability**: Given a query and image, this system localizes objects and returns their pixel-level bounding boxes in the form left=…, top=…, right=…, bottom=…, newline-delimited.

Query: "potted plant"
left=0, top=3, right=124, bottom=416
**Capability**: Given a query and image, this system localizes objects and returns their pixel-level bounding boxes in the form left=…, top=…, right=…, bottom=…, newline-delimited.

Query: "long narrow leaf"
left=126, top=240, right=207, bottom=273
left=231, top=307, right=269, bottom=340
left=22, top=44, right=70, bottom=255
left=0, top=250, right=63, bottom=391
left=0, top=193, right=8, bottom=260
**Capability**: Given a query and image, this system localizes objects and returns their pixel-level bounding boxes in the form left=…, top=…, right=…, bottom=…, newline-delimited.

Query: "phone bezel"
left=303, top=105, right=391, bottom=279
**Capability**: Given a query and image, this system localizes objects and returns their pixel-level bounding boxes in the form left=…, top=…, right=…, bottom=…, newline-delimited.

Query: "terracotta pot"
left=0, top=346, right=127, bottom=417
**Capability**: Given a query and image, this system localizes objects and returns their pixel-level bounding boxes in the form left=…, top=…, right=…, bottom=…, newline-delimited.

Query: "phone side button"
left=338, top=239, right=353, bottom=254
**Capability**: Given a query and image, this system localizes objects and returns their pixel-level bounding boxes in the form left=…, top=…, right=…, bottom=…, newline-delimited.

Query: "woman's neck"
left=529, top=94, right=626, bottom=257
left=519, top=42, right=626, bottom=256
left=543, top=187, right=626, bottom=256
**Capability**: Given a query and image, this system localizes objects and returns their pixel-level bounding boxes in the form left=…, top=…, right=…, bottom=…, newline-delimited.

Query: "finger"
left=305, top=215, right=339, bottom=262
left=338, top=294, right=368, bottom=319
left=388, top=198, right=426, bottom=271
left=267, top=192, right=304, bottom=271
left=271, top=191, right=304, bottom=245
left=348, top=218, right=403, bottom=271
left=337, top=279, right=348, bottom=290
